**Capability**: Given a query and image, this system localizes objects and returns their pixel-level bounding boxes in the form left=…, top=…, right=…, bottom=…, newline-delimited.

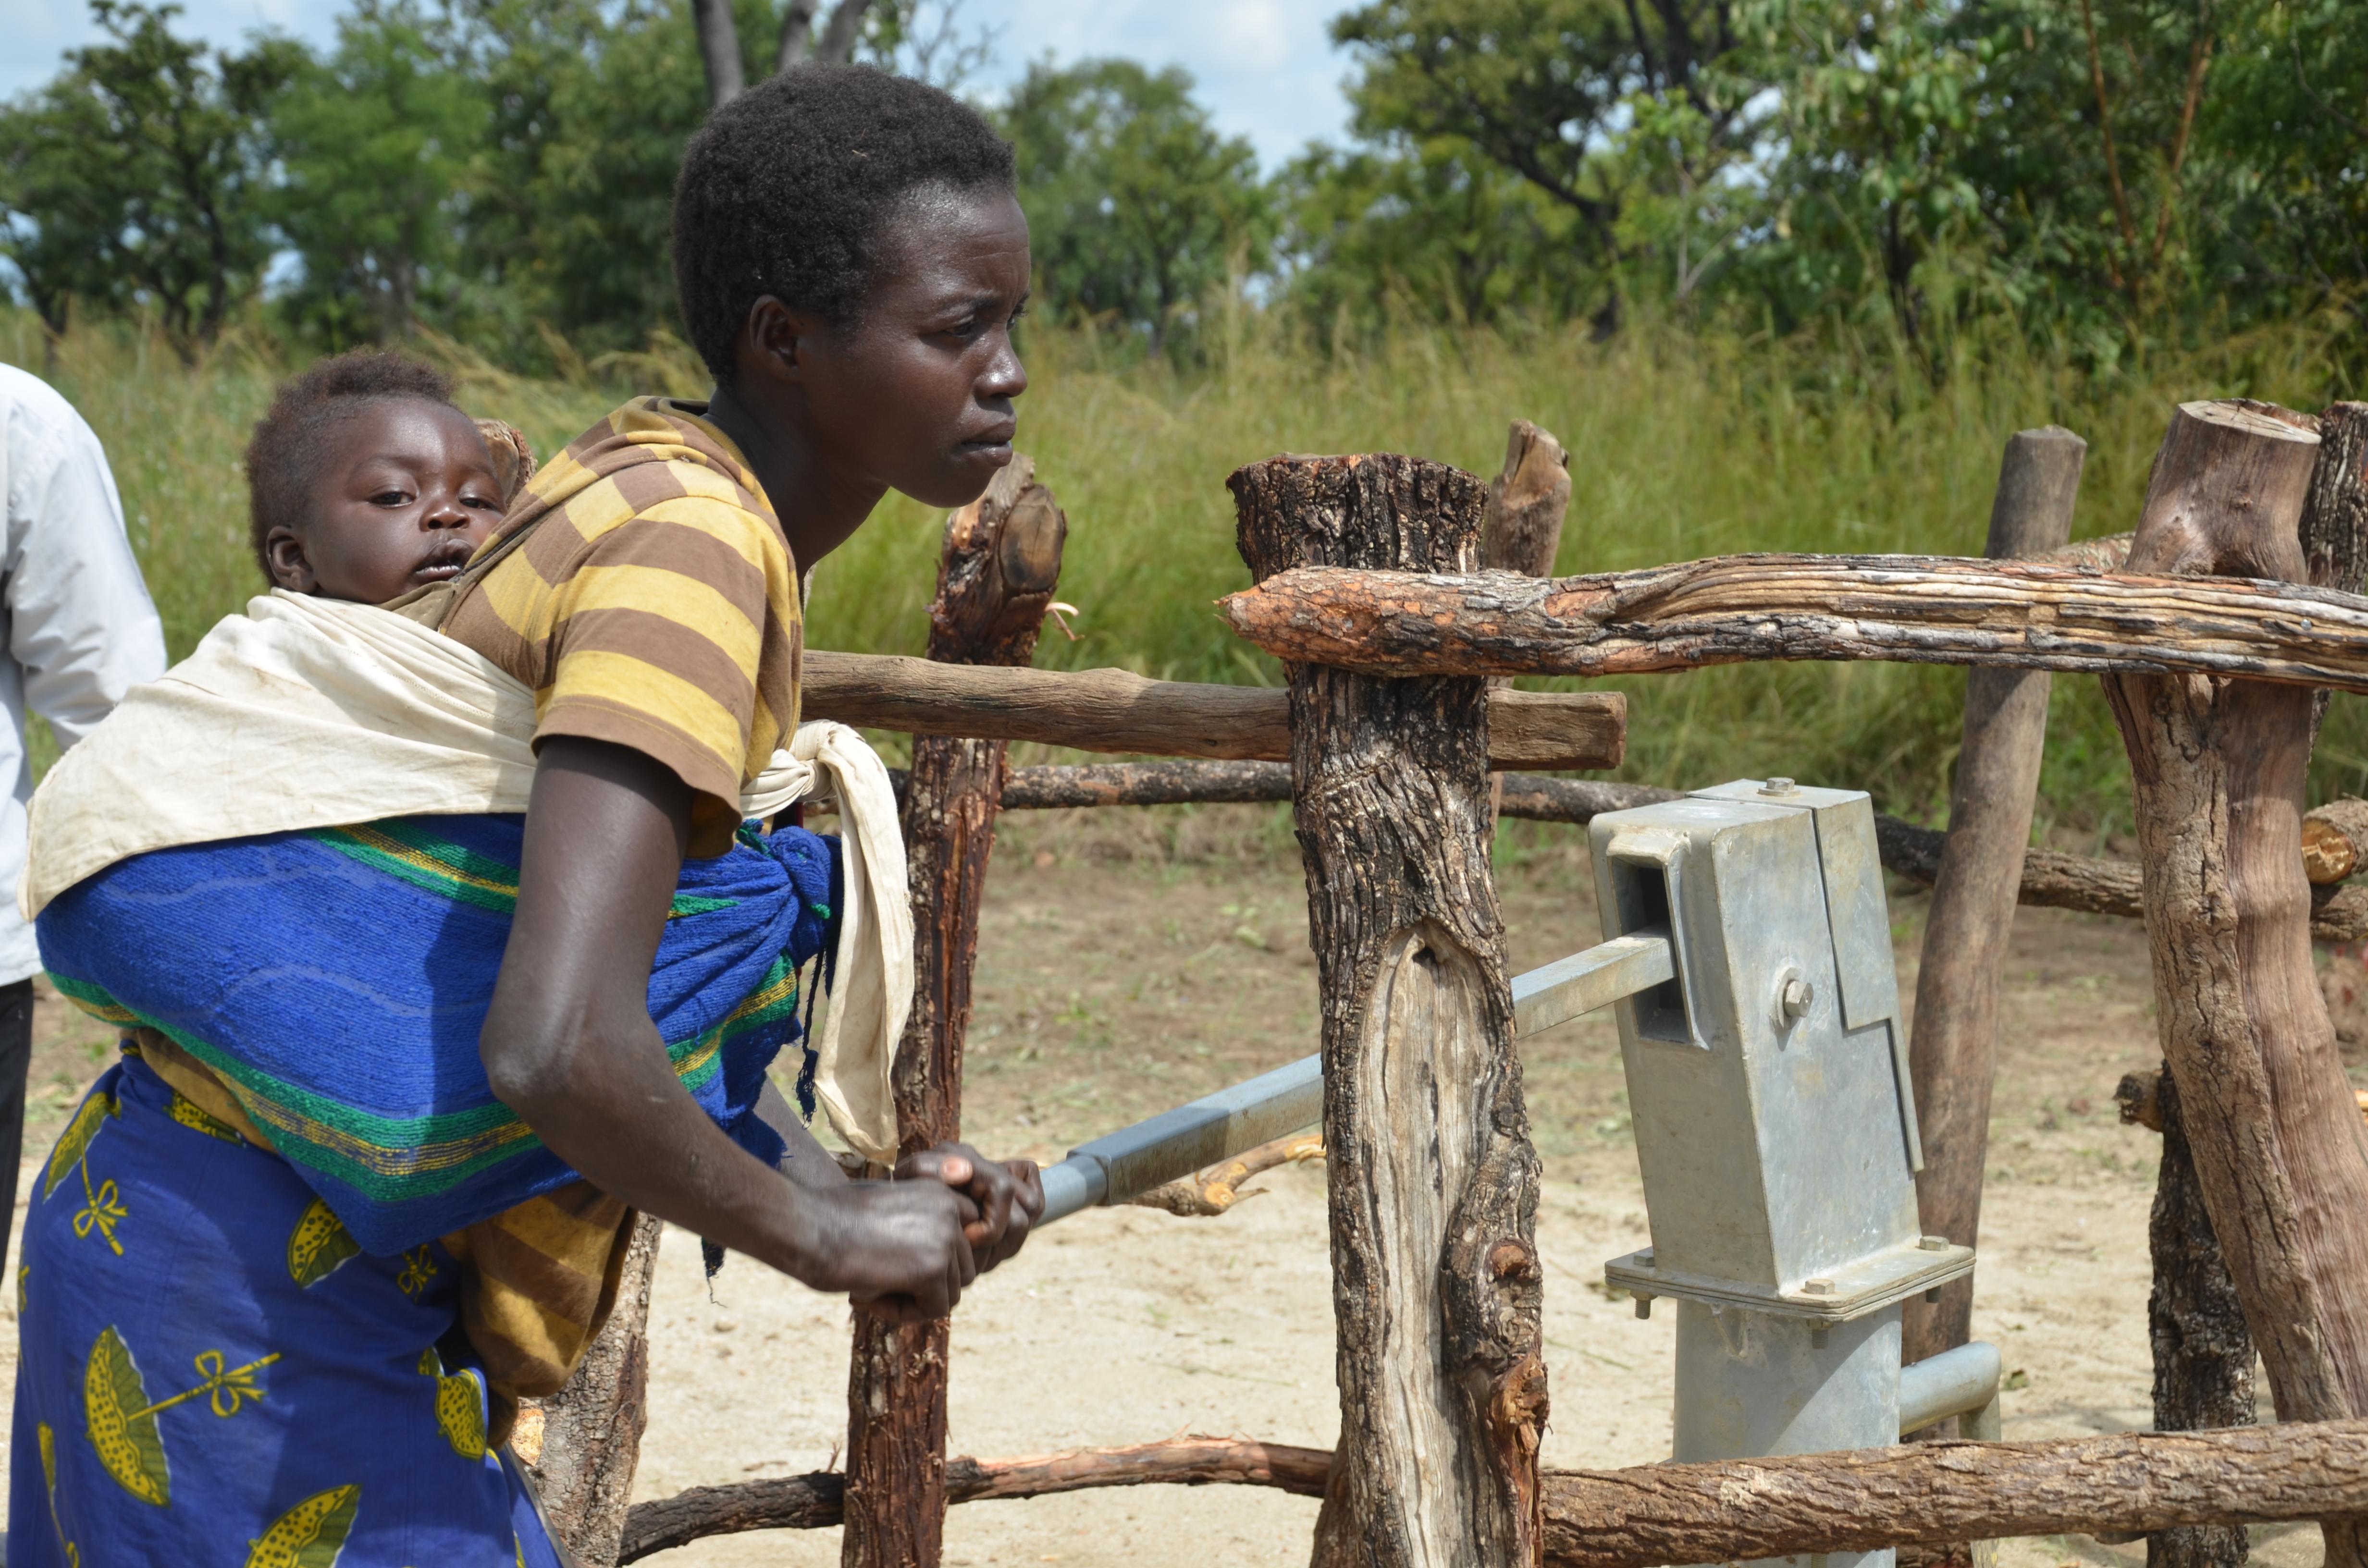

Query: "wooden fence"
left=537, top=399, right=2368, bottom=1568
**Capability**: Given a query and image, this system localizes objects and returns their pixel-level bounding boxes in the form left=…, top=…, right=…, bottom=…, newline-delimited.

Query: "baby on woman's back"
left=244, top=350, right=534, bottom=605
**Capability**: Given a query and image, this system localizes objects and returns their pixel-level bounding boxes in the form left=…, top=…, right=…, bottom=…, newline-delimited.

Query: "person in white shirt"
left=0, top=362, right=166, bottom=1264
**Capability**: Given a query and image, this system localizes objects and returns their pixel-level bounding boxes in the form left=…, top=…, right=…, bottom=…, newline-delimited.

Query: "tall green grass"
left=6, top=304, right=2358, bottom=839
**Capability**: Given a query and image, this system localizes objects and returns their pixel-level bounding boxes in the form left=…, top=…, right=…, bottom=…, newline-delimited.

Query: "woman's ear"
left=738, top=296, right=817, bottom=390
left=264, top=526, right=320, bottom=594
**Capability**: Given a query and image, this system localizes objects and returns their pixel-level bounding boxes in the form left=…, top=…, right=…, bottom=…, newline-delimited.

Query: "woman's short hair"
left=671, top=64, right=1016, bottom=383
left=243, top=350, right=459, bottom=581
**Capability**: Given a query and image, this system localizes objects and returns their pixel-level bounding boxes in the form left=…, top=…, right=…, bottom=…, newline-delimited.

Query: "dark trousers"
left=0, top=978, right=34, bottom=1270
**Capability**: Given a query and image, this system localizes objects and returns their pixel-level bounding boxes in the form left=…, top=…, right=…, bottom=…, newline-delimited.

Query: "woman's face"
left=752, top=186, right=1032, bottom=549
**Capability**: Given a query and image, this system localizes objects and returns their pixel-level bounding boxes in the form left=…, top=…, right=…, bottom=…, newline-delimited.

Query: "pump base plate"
left=1606, top=1237, right=1975, bottom=1326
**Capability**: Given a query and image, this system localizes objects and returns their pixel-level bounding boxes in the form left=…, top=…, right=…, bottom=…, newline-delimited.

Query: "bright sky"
left=0, top=0, right=1359, bottom=173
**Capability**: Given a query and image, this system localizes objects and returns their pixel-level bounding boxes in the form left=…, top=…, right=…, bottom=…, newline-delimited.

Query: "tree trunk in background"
left=2099, top=399, right=2368, bottom=1568
left=1233, top=453, right=1545, bottom=1568
left=1902, top=428, right=2085, bottom=1375
left=689, top=0, right=743, bottom=108
left=523, top=1213, right=664, bottom=1567
left=841, top=459, right=1066, bottom=1568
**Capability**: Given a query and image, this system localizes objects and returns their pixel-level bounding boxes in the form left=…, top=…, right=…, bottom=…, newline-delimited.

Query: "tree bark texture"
left=1904, top=428, right=2086, bottom=1372
left=2298, top=404, right=2368, bottom=597
left=2302, top=403, right=2368, bottom=745
left=620, top=1437, right=1334, bottom=1561
left=1216, top=555, right=2368, bottom=691
left=802, top=650, right=1627, bottom=772
left=2097, top=400, right=2368, bottom=1568
left=2115, top=1066, right=2259, bottom=1568
left=522, top=1213, right=663, bottom=1567
left=621, top=1421, right=2368, bottom=1568
left=842, top=460, right=1066, bottom=1568
left=1231, top=453, right=1545, bottom=1568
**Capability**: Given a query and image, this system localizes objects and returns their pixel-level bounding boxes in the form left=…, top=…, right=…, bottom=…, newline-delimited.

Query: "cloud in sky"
left=0, top=0, right=1359, bottom=170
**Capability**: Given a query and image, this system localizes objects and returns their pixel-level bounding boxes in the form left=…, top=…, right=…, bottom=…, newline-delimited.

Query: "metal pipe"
left=1898, top=1341, right=2002, bottom=1436
left=1034, top=931, right=1671, bottom=1226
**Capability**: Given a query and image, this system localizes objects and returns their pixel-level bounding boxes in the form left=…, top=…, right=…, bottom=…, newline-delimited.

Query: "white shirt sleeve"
left=0, top=363, right=168, bottom=984
left=0, top=364, right=167, bottom=750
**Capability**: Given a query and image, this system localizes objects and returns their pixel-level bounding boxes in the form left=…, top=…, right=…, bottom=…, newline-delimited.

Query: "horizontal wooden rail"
left=802, top=649, right=1624, bottom=771
left=618, top=1436, right=1332, bottom=1561
left=1217, top=555, right=2368, bottom=691
left=1539, top=1421, right=2368, bottom=1567
left=888, top=762, right=2368, bottom=940
left=619, top=1421, right=2368, bottom=1565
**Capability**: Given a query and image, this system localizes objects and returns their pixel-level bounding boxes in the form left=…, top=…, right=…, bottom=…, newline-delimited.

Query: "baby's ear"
left=262, top=525, right=320, bottom=595
left=474, top=418, right=540, bottom=506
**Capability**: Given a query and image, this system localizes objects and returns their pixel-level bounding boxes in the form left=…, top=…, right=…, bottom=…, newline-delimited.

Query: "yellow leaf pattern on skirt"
left=39, top=1421, right=84, bottom=1566
left=44, top=1091, right=115, bottom=1200
left=170, top=1091, right=245, bottom=1145
left=244, top=1482, right=360, bottom=1568
left=286, top=1199, right=361, bottom=1289
left=83, top=1325, right=170, bottom=1505
left=416, top=1347, right=487, bottom=1460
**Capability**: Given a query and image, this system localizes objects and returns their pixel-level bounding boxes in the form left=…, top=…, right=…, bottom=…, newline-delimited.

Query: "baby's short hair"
left=243, top=351, right=459, bottom=581
left=671, top=63, right=1016, bottom=384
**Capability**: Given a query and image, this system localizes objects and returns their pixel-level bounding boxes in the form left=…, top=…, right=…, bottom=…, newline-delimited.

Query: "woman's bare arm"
left=480, top=736, right=1034, bottom=1318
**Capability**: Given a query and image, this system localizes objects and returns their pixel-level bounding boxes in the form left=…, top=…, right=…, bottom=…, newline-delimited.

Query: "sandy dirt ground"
left=0, top=806, right=2332, bottom=1567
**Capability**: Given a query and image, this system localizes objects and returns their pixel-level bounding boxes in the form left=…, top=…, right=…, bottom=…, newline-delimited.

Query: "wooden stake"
left=1481, top=421, right=1572, bottom=827
left=2098, top=400, right=2368, bottom=1568
left=841, top=459, right=1067, bottom=1568
left=1903, top=429, right=2084, bottom=1378
left=1481, top=420, right=1571, bottom=577
left=1232, top=453, right=1545, bottom=1568
left=519, top=1213, right=663, bottom=1566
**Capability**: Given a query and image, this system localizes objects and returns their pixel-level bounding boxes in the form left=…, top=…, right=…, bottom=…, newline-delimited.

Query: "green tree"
left=1738, top=0, right=1985, bottom=347
left=1329, top=0, right=1770, bottom=280
left=0, top=1, right=297, bottom=360
left=449, top=0, right=712, bottom=364
left=998, top=59, right=1274, bottom=352
left=270, top=1, right=489, bottom=346
left=1278, top=135, right=1598, bottom=337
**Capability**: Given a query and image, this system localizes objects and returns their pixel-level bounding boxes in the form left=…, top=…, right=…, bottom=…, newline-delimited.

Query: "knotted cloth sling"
left=21, top=593, right=913, bottom=1246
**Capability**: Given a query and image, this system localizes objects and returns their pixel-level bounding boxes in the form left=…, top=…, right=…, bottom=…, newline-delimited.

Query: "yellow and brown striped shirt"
left=442, top=397, right=802, bottom=858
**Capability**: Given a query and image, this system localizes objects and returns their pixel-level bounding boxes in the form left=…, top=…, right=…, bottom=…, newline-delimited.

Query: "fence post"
left=2112, top=1067, right=2259, bottom=1568
left=2099, top=400, right=2368, bottom=1568
left=841, top=458, right=1067, bottom=1568
left=1233, top=453, right=1545, bottom=1568
left=522, top=1213, right=664, bottom=1566
left=1901, top=428, right=2084, bottom=1386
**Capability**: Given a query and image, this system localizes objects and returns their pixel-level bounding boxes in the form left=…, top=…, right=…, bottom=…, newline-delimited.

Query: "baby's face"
left=265, top=401, right=506, bottom=603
